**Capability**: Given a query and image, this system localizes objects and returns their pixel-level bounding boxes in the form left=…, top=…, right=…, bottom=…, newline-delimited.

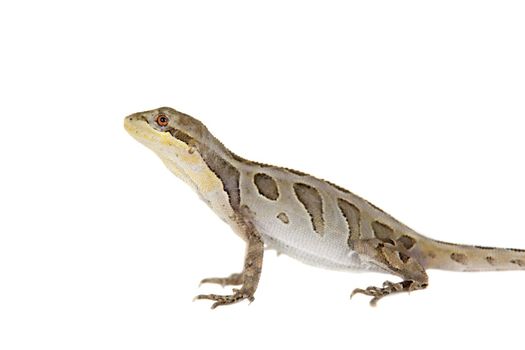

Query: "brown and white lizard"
left=124, top=107, right=525, bottom=308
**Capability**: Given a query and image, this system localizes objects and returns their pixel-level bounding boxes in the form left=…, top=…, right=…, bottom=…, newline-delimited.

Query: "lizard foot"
left=194, top=288, right=255, bottom=309
left=199, top=273, right=243, bottom=287
left=351, top=280, right=426, bottom=306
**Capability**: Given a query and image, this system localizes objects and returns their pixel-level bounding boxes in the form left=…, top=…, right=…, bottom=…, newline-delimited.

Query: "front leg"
left=195, top=226, right=264, bottom=309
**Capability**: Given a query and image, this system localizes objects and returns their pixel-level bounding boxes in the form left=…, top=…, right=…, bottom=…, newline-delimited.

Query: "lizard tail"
left=415, top=238, right=525, bottom=271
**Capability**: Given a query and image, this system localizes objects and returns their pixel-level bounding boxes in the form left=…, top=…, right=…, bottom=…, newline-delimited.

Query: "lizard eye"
left=156, top=114, right=169, bottom=127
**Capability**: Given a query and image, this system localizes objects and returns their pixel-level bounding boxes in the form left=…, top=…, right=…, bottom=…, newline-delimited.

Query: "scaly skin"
left=124, top=107, right=525, bottom=307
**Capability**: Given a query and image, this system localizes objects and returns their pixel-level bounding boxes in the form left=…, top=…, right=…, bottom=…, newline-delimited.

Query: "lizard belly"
left=252, top=209, right=384, bottom=273
left=238, top=169, right=385, bottom=272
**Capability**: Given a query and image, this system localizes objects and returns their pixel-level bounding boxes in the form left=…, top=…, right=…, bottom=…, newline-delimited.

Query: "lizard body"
left=124, top=107, right=525, bottom=307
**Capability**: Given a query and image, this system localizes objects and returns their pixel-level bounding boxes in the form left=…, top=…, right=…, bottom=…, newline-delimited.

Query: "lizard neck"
left=196, top=140, right=244, bottom=212
left=159, top=128, right=249, bottom=224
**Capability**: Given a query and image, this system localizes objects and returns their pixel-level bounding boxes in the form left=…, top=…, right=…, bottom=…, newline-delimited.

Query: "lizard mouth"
left=124, top=115, right=156, bottom=141
left=124, top=113, right=147, bottom=132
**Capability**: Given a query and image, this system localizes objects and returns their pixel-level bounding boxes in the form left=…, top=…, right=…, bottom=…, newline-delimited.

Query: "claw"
left=198, top=273, right=243, bottom=287
left=350, top=288, right=365, bottom=299
left=369, top=297, right=380, bottom=307
left=199, top=278, right=226, bottom=288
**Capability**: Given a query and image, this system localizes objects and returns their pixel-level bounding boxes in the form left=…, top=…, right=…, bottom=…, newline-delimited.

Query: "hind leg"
left=351, top=279, right=428, bottom=306
left=350, top=239, right=429, bottom=306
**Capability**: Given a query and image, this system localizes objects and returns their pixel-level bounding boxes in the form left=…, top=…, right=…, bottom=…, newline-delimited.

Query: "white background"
left=1, top=1, right=524, bottom=349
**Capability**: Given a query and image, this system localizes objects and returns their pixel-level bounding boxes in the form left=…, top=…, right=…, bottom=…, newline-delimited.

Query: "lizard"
left=124, top=106, right=525, bottom=308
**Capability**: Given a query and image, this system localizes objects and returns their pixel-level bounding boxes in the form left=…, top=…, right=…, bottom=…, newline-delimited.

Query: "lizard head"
left=124, top=107, right=214, bottom=187
left=124, top=107, right=207, bottom=151
left=125, top=107, right=240, bottom=220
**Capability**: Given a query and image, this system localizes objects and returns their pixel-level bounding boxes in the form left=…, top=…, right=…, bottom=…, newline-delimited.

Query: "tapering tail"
left=415, top=238, right=525, bottom=271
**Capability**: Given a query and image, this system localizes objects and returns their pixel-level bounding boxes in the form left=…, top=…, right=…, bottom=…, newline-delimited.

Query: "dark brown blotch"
left=371, top=221, right=395, bottom=245
left=397, top=235, right=416, bottom=250
left=486, top=256, right=496, bottom=266
left=450, top=253, right=468, bottom=265
left=293, top=183, right=325, bottom=235
left=277, top=212, right=289, bottom=224
left=398, top=251, right=411, bottom=264
left=510, top=259, right=525, bottom=267
left=254, top=173, right=279, bottom=201
left=337, top=198, right=361, bottom=241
